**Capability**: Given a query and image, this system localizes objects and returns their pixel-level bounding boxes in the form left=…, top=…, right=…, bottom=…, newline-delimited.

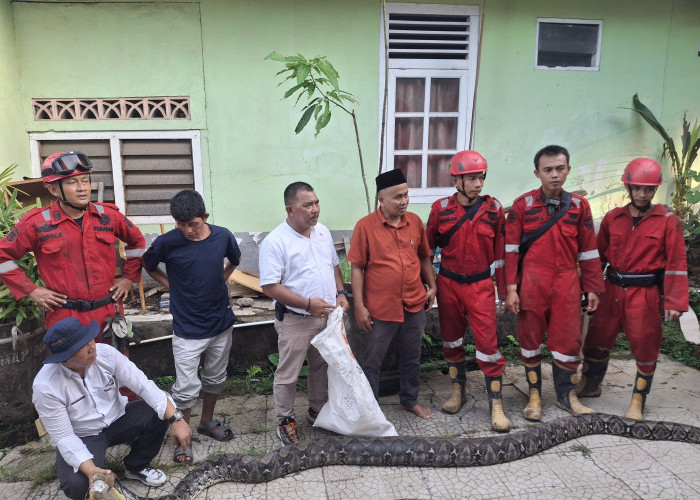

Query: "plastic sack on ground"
left=310, top=307, right=397, bottom=437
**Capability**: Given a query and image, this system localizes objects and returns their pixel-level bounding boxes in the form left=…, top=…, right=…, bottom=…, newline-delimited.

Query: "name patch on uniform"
left=36, top=224, right=58, bottom=233
left=94, top=227, right=115, bottom=232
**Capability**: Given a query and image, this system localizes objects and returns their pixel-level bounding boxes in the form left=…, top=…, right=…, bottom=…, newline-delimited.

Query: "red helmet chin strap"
left=57, top=177, right=91, bottom=212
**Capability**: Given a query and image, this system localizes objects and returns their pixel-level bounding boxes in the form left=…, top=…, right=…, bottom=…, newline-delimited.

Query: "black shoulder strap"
left=519, top=191, right=572, bottom=258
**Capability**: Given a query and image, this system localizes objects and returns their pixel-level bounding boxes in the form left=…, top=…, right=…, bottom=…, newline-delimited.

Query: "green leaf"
left=296, top=64, right=311, bottom=85
left=315, top=101, right=331, bottom=137
left=295, top=104, right=316, bottom=134
left=283, top=83, right=304, bottom=99
left=265, top=51, right=287, bottom=62
left=316, top=58, right=339, bottom=90
left=631, top=94, right=679, bottom=167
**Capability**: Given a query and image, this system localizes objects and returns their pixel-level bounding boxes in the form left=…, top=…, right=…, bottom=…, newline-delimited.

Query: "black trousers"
left=56, top=400, right=169, bottom=500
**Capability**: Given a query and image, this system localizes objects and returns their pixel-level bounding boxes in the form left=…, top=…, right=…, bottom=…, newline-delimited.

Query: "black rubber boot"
left=552, top=362, right=594, bottom=415
left=576, top=357, right=609, bottom=397
left=442, top=359, right=466, bottom=414
left=624, top=370, right=654, bottom=420
left=484, top=374, right=511, bottom=432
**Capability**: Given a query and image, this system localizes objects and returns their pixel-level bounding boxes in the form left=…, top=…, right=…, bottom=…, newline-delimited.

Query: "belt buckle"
left=76, top=300, right=90, bottom=312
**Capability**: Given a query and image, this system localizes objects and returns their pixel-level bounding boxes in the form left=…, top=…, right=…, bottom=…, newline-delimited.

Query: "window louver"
left=388, top=13, right=470, bottom=63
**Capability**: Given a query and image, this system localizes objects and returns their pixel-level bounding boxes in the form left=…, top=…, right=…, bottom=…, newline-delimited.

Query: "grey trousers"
left=273, top=314, right=328, bottom=425
left=360, top=309, right=426, bottom=408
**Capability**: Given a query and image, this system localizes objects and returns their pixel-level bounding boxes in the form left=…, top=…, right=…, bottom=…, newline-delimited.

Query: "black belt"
left=274, top=301, right=310, bottom=320
left=439, top=266, right=491, bottom=284
left=606, top=266, right=661, bottom=289
left=62, top=293, right=114, bottom=312
left=283, top=306, right=308, bottom=316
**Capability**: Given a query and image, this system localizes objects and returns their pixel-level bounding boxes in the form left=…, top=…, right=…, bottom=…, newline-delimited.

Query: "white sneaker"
left=124, top=466, right=167, bottom=486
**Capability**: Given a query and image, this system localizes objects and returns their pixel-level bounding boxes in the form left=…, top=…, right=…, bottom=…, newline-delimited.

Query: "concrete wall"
left=3, top=0, right=698, bottom=230
left=0, top=1, right=29, bottom=172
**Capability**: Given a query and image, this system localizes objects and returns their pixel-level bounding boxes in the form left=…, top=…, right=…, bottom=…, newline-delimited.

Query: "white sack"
left=310, top=307, right=397, bottom=437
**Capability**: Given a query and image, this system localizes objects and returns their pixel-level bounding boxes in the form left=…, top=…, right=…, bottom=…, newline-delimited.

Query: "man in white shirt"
left=32, top=317, right=191, bottom=500
left=259, top=181, right=349, bottom=445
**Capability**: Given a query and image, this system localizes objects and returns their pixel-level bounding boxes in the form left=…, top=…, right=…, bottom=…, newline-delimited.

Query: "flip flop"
left=197, top=419, right=234, bottom=441
left=173, top=444, right=193, bottom=464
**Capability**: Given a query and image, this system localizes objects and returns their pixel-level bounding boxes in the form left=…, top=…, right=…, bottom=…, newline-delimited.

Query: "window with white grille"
left=29, top=131, right=203, bottom=224
left=536, top=19, right=602, bottom=70
left=381, top=3, right=479, bottom=204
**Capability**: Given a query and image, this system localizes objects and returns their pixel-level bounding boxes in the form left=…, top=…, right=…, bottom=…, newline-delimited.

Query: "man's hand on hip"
left=110, top=277, right=133, bottom=302
left=29, top=287, right=67, bottom=312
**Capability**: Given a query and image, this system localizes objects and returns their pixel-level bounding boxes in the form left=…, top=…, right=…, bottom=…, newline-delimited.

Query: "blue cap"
left=42, top=318, right=100, bottom=364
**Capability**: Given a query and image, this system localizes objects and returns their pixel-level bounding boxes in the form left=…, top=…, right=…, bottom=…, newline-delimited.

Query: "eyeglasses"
left=41, top=152, right=93, bottom=178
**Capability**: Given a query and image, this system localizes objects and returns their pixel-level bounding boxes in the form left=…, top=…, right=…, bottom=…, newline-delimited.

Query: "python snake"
left=113, top=413, right=699, bottom=500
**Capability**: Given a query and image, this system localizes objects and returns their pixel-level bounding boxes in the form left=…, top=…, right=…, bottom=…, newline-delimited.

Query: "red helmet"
left=42, top=151, right=93, bottom=184
left=621, top=158, right=663, bottom=186
left=449, top=150, right=487, bottom=176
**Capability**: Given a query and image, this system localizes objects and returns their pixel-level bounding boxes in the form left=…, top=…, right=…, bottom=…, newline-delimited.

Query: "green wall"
left=4, top=0, right=699, bottom=230
left=0, top=1, right=28, bottom=173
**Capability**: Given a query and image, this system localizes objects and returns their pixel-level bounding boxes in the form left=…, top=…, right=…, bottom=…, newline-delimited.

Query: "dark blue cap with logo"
left=42, top=317, right=99, bottom=364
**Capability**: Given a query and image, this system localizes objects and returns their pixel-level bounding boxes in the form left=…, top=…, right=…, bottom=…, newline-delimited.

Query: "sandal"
left=173, top=443, right=193, bottom=464
left=197, top=419, right=234, bottom=441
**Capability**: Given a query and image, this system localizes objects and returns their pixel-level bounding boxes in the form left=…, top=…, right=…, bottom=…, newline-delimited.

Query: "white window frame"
left=29, top=130, right=203, bottom=225
left=387, top=69, right=469, bottom=202
left=535, top=18, right=603, bottom=71
left=380, top=3, right=480, bottom=204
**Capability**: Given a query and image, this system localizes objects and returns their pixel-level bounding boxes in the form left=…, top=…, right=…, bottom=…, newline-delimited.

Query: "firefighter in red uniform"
left=577, top=158, right=688, bottom=420
left=505, top=145, right=605, bottom=420
left=426, top=150, right=511, bottom=432
left=0, top=151, right=145, bottom=332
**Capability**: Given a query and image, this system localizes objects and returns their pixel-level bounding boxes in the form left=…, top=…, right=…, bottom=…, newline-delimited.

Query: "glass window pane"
left=394, top=118, right=424, bottom=150
left=395, top=156, right=422, bottom=188
left=428, top=117, right=458, bottom=149
left=430, top=78, right=460, bottom=112
left=427, top=154, right=452, bottom=187
left=395, top=78, right=425, bottom=112
left=537, top=22, right=599, bottom=68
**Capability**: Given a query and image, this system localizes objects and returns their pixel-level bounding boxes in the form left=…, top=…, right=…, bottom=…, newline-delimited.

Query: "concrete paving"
left=3, top=355, right=699, bottom=500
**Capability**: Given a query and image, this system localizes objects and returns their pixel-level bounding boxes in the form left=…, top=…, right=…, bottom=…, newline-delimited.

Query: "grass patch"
left=571, top=443, right=591, bottom=457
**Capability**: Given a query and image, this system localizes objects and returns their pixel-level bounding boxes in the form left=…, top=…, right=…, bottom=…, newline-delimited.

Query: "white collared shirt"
left=32, top=343, right=171, bottom=472
left=259, top=221, right=338, bottom=313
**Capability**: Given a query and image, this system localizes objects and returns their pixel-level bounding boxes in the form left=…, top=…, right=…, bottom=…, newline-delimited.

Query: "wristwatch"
left=337, top=290, right=348, bottom=297
left=168, top=409, right=184, bottom=424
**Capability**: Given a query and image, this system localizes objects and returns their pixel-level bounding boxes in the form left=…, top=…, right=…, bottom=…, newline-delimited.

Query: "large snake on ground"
left=107, top=413, right=699, bottom=500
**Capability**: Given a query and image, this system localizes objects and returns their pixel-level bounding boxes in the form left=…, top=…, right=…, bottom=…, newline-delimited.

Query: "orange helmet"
left=621, top=158, right=663, bottom=186
left=449, top=150, right=487, bottom=176
left=41, top=151, right=93, bottom=184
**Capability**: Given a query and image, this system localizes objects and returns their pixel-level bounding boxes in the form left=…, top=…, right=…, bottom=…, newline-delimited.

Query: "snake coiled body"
left=117, top=413, right=700, bottom=500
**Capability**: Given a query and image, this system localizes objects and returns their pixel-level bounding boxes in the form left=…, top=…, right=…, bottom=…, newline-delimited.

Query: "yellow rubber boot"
left=485, top=375, right=511, bottom=432
left=624, top=369, right=654, bottom=420
left=523, top=363, right=542, bottom=421
left=442, top=359, right=466, bottom=415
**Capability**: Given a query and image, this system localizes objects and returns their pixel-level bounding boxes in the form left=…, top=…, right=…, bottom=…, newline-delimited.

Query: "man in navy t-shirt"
left=143, top=190, right=241, bottom=463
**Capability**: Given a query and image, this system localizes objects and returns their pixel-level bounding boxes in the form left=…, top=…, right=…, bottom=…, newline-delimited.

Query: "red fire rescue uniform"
left=0, top=200, right=145, bottom=331
left=582, top=204, right=688, bottom=370
left=505, top=189, right=604, bottom=370
left=426, top=194, right=506, bottom=377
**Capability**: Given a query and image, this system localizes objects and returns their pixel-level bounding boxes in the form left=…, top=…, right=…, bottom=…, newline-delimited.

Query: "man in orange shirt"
left=348, top=169, right=437, bottom=419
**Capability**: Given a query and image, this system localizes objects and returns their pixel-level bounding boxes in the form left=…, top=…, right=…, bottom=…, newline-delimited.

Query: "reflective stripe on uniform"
left=124, top=248, right=145, bottom=258
left=493, top=259, right=504, bottom=269
left=41, top=208, right=51, bottom=221
left=551, top=350, right=580, bottom=363
left=443, top=338, right=463, bottom=349
left=505, top=244, right=519, bottom=253
left=521, top=344, right=543, bottom=357
left=637, top=359, right=657, bottom=366
left=0, top=260, right=20, bottom=273
left=94, top=204, right=105, bottom=214
left=665, top=270, right=687, bottom=276
left=578, top=249, right=600, bottom=261
left=476, top=350, right=503, bottom=363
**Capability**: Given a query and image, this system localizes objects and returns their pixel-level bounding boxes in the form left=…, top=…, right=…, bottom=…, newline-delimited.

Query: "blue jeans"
left=360, top=309, right=426, bottom=408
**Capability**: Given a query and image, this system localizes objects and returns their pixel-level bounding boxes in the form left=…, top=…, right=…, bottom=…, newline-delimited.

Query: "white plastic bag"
left=310, top=307, right=397, bottom=437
